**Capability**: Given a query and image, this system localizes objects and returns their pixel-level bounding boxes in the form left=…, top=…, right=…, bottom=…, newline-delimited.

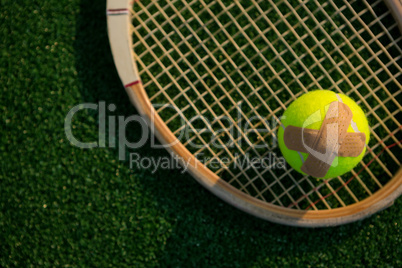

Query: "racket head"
left=107, top=0, right=402, bottom=227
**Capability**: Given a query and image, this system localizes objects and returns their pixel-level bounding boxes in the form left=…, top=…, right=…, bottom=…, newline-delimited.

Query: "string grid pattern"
left=130, top=0, right=402, bottom=210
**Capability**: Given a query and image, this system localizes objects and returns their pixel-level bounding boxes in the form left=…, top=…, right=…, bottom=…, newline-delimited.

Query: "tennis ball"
left=278, top=90, right=370, bottom=179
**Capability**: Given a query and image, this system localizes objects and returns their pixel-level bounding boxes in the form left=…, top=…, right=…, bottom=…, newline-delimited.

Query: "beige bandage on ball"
left=284, top=101, right=365, bottom=178
left=284, top=126, right=366, bottom=157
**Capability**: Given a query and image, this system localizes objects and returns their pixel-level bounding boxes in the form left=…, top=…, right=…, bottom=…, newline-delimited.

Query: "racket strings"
left=280, top=0, right=401, bottom=194
left=133, top=1, right=285, bottom=157
left=132, top=1, right=303, bottom=207
left=237, top=0, right=366, bottom=207
left=133, top=0, right=311, bottom=208
left=130, top=0, right=402, bottom=210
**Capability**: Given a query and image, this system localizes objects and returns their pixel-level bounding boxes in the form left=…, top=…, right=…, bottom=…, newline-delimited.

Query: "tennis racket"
left=107, top=0, right=402, bottom=227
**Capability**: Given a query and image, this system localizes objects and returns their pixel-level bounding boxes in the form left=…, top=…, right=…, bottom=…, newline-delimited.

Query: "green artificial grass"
left=0, top=0, right=401, bottom=267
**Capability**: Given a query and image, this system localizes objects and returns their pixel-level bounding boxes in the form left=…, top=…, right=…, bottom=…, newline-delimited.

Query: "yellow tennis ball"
left=278, top=90, right=370, bottom=179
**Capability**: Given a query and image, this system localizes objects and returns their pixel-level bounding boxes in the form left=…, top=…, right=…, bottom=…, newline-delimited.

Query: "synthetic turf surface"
left=1, top=0, right=401, bottom=266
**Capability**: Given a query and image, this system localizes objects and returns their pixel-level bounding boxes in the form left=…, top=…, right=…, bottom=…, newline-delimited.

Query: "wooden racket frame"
left=107, top=0, right=402, bottom=227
